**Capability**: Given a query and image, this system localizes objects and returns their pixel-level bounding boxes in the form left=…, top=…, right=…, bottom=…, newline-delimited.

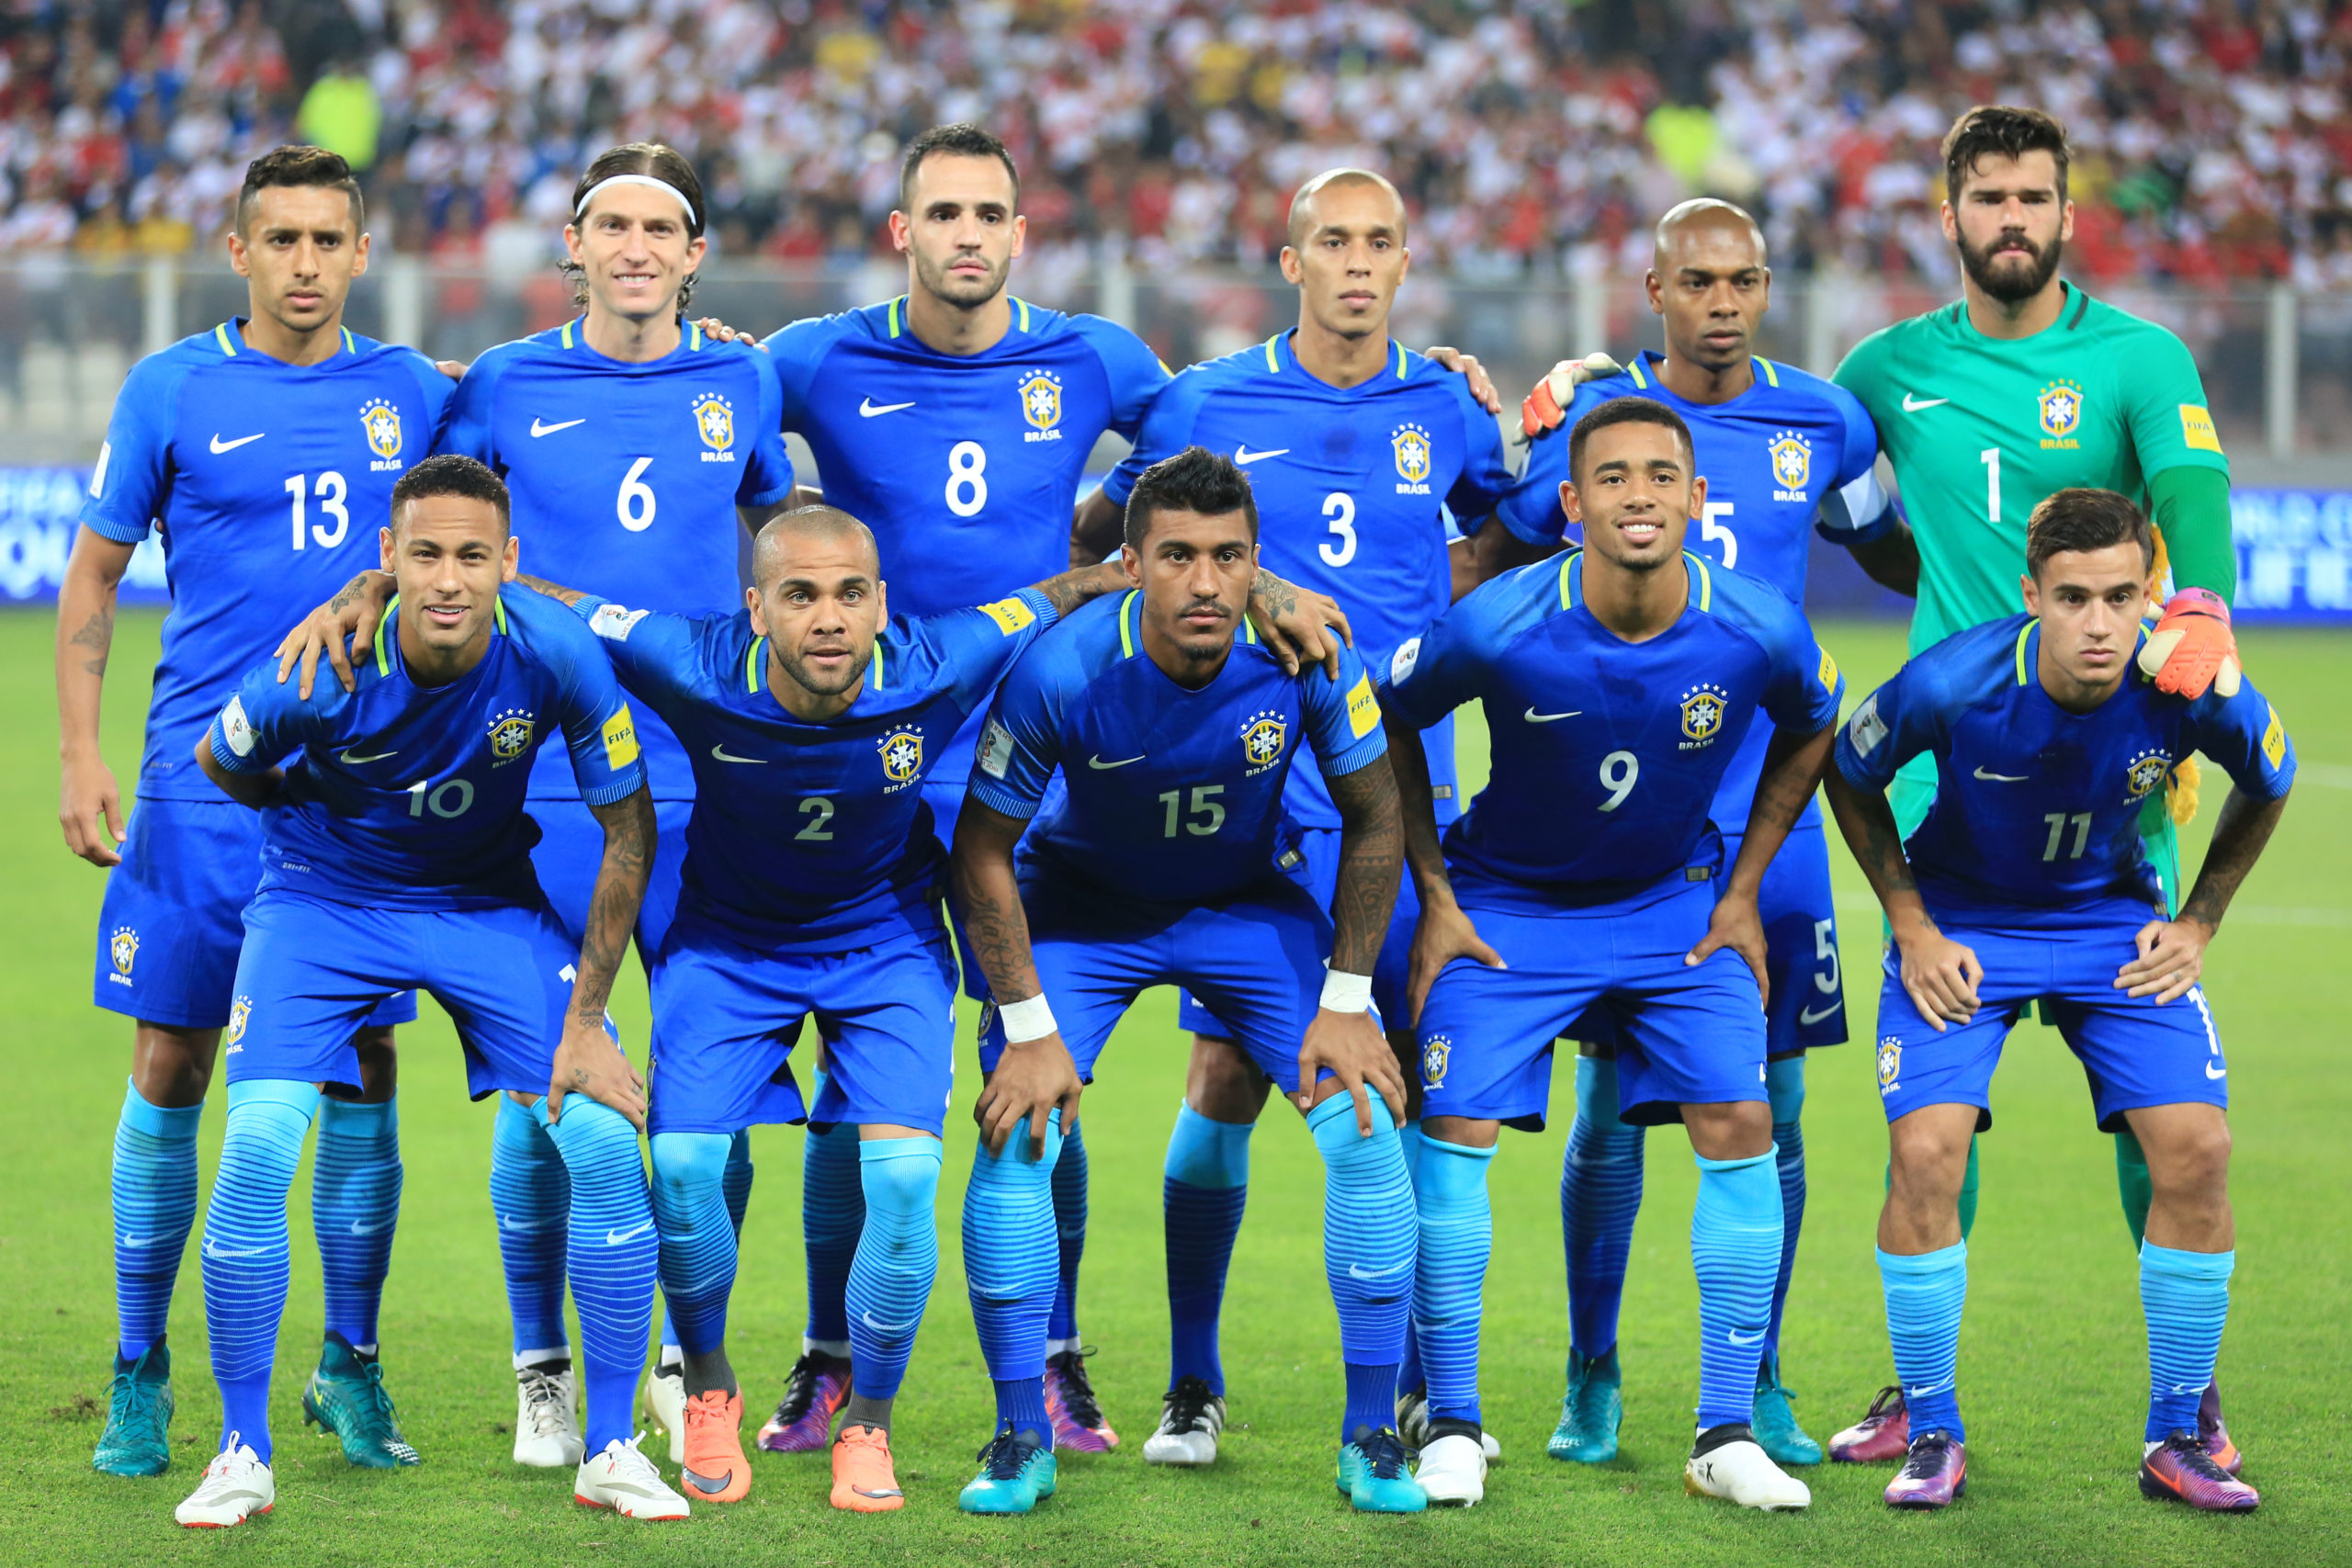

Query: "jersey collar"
left=1115, top=590, right=1257, bottom=665
left=371, top=593, right=508, bottom=678
left=1555, top=547, right=1713, bottom=615
left=2013, top=617, right=2154, bottom=693
left=880, top=294, right=1035, bottom=343
left=743, top=632, right=887, bottom=705
left=1261, top=330, right=1409, bottom=388
left=1621, top=349, right=1780, bottom=404
left=555, top=316, right=704, bottom=357
left=215, top=320, right=358, bottom=363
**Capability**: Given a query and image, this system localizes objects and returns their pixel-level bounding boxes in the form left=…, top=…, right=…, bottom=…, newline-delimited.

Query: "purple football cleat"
left=756, top=1350, right=851, bottom=1454
left=2199, top=1380, right=2242, bottom=1477
left=1830, top=1385, right=1910, bottom=1464
left=1883, top=1431, right=1966, bottom=1509
left=2141, top=1430, right=2258, bottom=1512
left=1044, top=1348, right=1118, bottom=1452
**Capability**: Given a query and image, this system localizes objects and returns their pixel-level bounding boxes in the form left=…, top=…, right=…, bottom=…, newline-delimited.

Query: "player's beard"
left=913, top=245, right=1007, bottom=310
left=1957, top=227, right=2063, bottom=304
left=776, top=644, right=875, bottom=700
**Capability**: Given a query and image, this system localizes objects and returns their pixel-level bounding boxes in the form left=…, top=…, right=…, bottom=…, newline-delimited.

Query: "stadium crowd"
left=1, top=0, right=2348, bottom=288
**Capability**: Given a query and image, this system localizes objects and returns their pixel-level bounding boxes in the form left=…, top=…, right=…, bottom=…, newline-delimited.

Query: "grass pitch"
left=0, top=609, right=2346, bottom=1568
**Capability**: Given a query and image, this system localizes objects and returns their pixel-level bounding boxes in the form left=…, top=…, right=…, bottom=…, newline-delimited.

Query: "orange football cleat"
left=831, top=1422, right=907, bottom=1512
left=679, top=1388, right=750, bottom=1504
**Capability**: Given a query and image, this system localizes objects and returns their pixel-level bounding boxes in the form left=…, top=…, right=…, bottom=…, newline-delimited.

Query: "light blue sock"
left=1411, top=1134, right=1498, bottom=1427
left=1395, top=1119, right=1426, bottom=1399
left=1048, top=1121, right=1089, bottom=1346
left=489, top=1094, right=571, bottom=1362
left=650, top=1132, right=735, bottom=1356
left=849, top=1136, right=944, bottom=1400
left=1879, top=1242, right=1968, bottom=1442
left=539, top=1100, right=655, bottom=1453
left=963, top=1109, right=1063, bottom=1442
left=2141, top=1242, right=2233, bottom=1440
left=1307, top=1094, right=1415, bottom=1442
left=312, top=1096, right=401, bottom=1353
left=1563, top=1054, right=1645, bottom=1359
left=802, top=1100, right=862, bottom=1352
left=1692, top=1146, right=1782, bottom=1430
left=112, top=1079, right=201, bottom=1361
left=1163, top=1100, right=1252, bottom=1393
left=203, top=1080, right=320, bottom=1461
left=1764, top=1057, right=1806, bottom=1355
left=658, top=1127, right=752, bottom=1359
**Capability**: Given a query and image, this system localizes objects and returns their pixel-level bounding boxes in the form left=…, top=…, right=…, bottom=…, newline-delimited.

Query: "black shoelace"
left=2155, top=1429, right=2230, bottom=1480
left=775, top=1350, right=842, bottom=1422
left=1900, top=1433, right=1956, bottom=1480
left=1164, top=1376, right=1217, bottom=1431
left=1047, top=1348, right=1106, bottom=1427
left=1356, top=1426, right=1413, bottom=1479
left=977, top=1424, right=1040, bottom=1480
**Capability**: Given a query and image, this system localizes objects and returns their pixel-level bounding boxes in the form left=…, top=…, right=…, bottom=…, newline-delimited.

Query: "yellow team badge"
left=2038, top=379, right=2085, bottom=446
left=1391, top=422, right=1432, bottom=491
left=1679, top=682, right=1729, bottom=746
left=1420, top=1034, right=1452, bottom=1089
left=1876, top=1036, right=1901, bottom=1095
left=109, top=926, right=138, bottom=977
left=879, top=728, right=924, bottom=784
left=228, top=996, right=252, bottom=1047
left=1768, top=431, right=1811, bottom=497
left=487, top=707, right=537, bottom=765
left=360, top=398, right=404, bottom=467
left=694, top=393, right=736, bottom=455
left=2124, top=748, right=2173, bottom=800
left=602, top=705, right=639, bottom=769
left=1240, top=711, right=1288, bottom=773
left=1019, top=370, right=1064, bottom=440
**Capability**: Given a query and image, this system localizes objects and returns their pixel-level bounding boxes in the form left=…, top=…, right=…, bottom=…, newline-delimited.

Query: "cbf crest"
left=2124, top=747, right=2173, bottom=800
left=1019, top=369, right=1064, bottom=443
left=108, top=926, right=138, bottom=980
left=1420, top=1034, right=1452, bottom=1089
left=487, top=706, right=537, bottom=765
left=1240, top=709, right=1288, bottom=774
left=2038, top=379, right=2084, bottom=448
left=1768, top=430, right=1811, bottom=501
left=360, top=398, right=404, bottom=471
left=228, top=996, right=252, bottom=1049
left=879, top=727, right=924, bottom=790
left=1876, top=1036, right=1901, bottom=1096
left=1391, top=422, right=1432, bottom=494
left=1678, top=682, right=1731, bottom=749
left=694, top=392, right=737, bottom=461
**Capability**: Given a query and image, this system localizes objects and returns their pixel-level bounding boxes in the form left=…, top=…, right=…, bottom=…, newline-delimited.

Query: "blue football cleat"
left=94, top=1342, right=175, bottom=1477
left=958, top=1424, right=1058, bottom=1515
left=1548, top=1347, right=1622, bottom=1463
left=1336, top=1427, right=1427, bottom=1513
left=301, top=1332, right=420, bottom=1468
left=1751, top=1351, right=1822, bottom=1466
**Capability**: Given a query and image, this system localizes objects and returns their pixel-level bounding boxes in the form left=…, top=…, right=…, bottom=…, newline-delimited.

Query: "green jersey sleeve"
left=2120, top=323, right=2230, bottom=481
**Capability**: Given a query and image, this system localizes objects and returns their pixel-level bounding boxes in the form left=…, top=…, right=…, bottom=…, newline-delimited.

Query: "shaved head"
left=1287, top=168, right=1408, bottom=248
left=1653, top=197, right=1765, bottom=270
left=752, top=505, right=880, bottom=590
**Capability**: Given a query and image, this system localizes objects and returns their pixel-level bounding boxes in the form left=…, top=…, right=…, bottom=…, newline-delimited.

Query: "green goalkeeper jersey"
left=1833, top=285, right=2231, bottom=657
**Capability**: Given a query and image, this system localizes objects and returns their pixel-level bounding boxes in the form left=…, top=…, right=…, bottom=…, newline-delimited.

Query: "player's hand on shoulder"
left=277, top=570, right=396, bottom=698
left=58, top=750, right=125, bottom=866
left=1423, top=345, right=1500, bottom=414
left=1405, top=895, right=1505, bottom=1027
left=1892, top=917, right=1982, bottom=1031
left=2115, top=916, right=2211, bottom=1004
left=1248, top=570, right=1352, bottom=679
left=1688, top=889, right=1770, bottom=1007
left=975, top=1032, right=1084, bottom=1161
left=1297, top=1008, right=1408, bottom=1134
left=547, top=1020, right=649, bottom=1131
left=1520, top=353, right=1624, bottom=440
left=2139, top=587, right=2241, bottom=701
left=693, top=316, right=761, bottom=348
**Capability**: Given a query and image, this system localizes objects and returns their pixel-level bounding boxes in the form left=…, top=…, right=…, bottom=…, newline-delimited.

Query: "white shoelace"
left=519, top=1371, right=574, bottom=1438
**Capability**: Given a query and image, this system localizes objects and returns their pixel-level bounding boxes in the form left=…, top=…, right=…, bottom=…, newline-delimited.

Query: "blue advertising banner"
left=0, top=467, right=168, bottom=604
left=2230, top=489, right=2352, bottom=621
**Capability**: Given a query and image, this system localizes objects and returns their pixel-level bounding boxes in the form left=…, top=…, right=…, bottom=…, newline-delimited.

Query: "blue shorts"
left=1415, top=875, right=1768, bottom=1130
left=96, top=798, right=414, bottom=1032
left=978, top=876, right=1334, bottom=1096
left=223, top=888, right=582, bottom=1099
left=648, top=909, right=958, bottom=1137
left=530, top=795, right=693, bottom=959
left=1872, top=905, right=2229, bottom=1134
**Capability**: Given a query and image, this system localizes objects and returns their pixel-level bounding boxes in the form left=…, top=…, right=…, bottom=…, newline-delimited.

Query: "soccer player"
left=1816, top=105, right=2245, bottom=1462
left=60, top=146, right=446, bottom=1478
left=1824, top=489, right=2288, bottom=1511
left=172, top=457, right=684, bottom=1529
left=1501, top=199, right=1883, bottom=1466
left=1070, top=167, right=1514, bottom=1466
left=950, top=448, right=1417, bottom=1515
left=1384, top=398, right=1844, bottom=1510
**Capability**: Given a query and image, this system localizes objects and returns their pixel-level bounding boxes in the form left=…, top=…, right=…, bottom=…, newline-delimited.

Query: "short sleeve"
left=1100, top=367, right=1210, bottom=508
left=540, top=608, right=648, bottom=806
left=1834, top=663, right=1941, bottom=793
left=909, top=589, right=1060, bottom=714
left=1814, top=381, right=1895, bottom=545
left=2185, top=678, right=2295, bottom=802
left=206, top=660, right=322, bottom=774
left=737, top=349, right=797, bottom=505
left=1074, top=317, right=1173, bottom=440
left=399, top=347, right=458, bottom=440
left=81, top=355, right=179, bottom=544
left=1300, top=644, right=1389, bottom=778
left=1376, top=578, right=1521, bottom=729
left=2122, top=323, right=2230, bottom=479
left=1755, top=605, right=1846, bottom=737
left=568, top=594, right=718, bottom=710
left=967, top=643, right=1070, bottom=820
left=1442, top=381, right=1514, bottom=525
left=439, top=352, right=505, bottom=468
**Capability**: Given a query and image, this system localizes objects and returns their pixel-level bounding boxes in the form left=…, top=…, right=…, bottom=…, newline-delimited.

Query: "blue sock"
left=312, top=1096, right=401, bottom=1354
left=1306, top=1094, right=1414, bottom=1443
left=1765, top=1057, right=1806, bottom=1356
left=1162, top=1100, right=1251, bottom=1394
left=540, top=1100, right=656, bottom=1453
left=112, top=1079, right=201, bottom=1361
left=1412, top=1134, right=1498, bottom=1427
left=849, top=1136, right=944, bottom=1400
left=802, top=1108, right=863, bottom=1352
left=1047, top=1121, right=1089, bottom=1346
left=650, top=1132, right=735, bottom=1356
left=963, top=1109, right=1063, bottom=1445
left=1395, top=1120, right=1427, bottom=1400
left=1692, top=1147, right=1781, bottom=1430
left=203, top=1081, right=320, bottom=1461
left=490, top=1094, right=571, bottom=1363
left=658, top=1127, right=752, bottom=1359
left=2141, top=1243, right=2233, bottom=1440
left=1563, top=1055, right=1645, bottom=1359
left=1879, top=1242, right=1968, bottom=1442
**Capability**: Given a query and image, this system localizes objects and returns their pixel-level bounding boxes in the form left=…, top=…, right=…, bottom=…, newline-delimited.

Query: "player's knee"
left=350, top=1027, right=398, bottom=1101
left=2146, top=1114, right=2233, bottom=1198
left=858, top=1138, right=944, bottom=1216
left=1685, top=1098, right=1773, bottom=1161
left=650, top=1132, right=732, bottom=1226
left=1186, top=1033, right=1269, bottom=1121
left=132, top=1022, right=218, bottom=1107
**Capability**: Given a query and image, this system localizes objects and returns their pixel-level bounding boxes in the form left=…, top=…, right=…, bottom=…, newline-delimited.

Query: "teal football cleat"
left=1336, top=1427, right=1427, bottom=1513
left=1751, top=1352, right=1822, bottom=1466
left=93, top=1342, right=175, bottom=1477
left=958, top=1425, right=1057, bottom=1516
left=301, top=1332, right=420, bottom=1468
left=1548, top=1347, right=1622, bottom=1464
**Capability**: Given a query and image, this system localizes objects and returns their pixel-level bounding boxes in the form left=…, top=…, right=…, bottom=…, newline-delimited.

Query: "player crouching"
left=1825, top=488, right=2289, bottom=1512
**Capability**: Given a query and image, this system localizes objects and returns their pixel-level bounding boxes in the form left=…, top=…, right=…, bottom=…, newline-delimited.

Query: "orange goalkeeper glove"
left=2137, top=587, right=2241, bottom=700
left=1520, top=353, right=1624, bottom=440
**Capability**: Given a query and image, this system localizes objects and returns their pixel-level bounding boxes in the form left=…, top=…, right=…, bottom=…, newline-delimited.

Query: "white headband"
left=573, top=173, right=698, bottom=229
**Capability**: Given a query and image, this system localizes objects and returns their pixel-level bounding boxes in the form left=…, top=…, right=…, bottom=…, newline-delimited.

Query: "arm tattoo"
left=948, top=806, right=1046, bottom=1000
left=1379, top=706, right=1453, bottom=898
left=2179, top=787, right=2287, bottom=931
left=1250, top=569, right=1298, bottom=622
left=1027, top=561, right=1127, bottom=619
left=1326, top=756, right=1404, bottom=976
left=67, top=607, right=111, bottom=676
left=1826, top=769, right=1921, bottom=904
left=572, top=790, right=654, bottom=1024
left=518, top=574, right=590, bottom=608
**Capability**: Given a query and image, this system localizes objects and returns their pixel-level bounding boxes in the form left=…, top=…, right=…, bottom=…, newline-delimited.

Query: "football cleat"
left=573, top=1434, right=691, bottom=1520
left=1142, top=1377, right=1226, bottom=1467
left=514, top=1360, right=585, bottom=1468
left=2141, top=1430, right=2259, bottom=1512
left=94, top=1343, right=175, bottom=1477
left=175, top=1437, right=274, bottom=1529
left=2199, top=1379, right=2243, bottom=1477
left=301, top=1333, right=420, bottom=1468
left=958, top=1424, right=1058, bottom=1515
left=1883, top=1431, right=1967, bottom=1509
left=1044, top=1347, right=1119, bottom=1451
left=678, top=1387, right=749, bottom=1504
left=1336, top=1427, right=1428, bottom=1513
left=1415, top=1431, right=1487, bottom=1507
left=1397, top=1388, right=1502, bottom=1461
left=1830, top=1384, right=1910, bottom=1463
left=831, top=1423, right=906, bottom=1512
left=756, top=1349, right=850, bottom=1453
left=1750, top=1351, right=1822, bottom=1466
left=641, top=1360, right=686, bottom=1464
left=1548, top=1347, right=1623, bottom=1464
left=1684, top=1428, right=1810, bottom=1511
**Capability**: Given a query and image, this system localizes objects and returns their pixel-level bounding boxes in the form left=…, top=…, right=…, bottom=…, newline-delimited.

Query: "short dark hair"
left=1567, top=397, right=1695, bottom=484
left=391, top=455, right=511, bottom=535
left=237, top=145, right=364, bottom=234
left=1124, top=446, right=1260, bottom=550
left=566, top=142, right=707, bottom=311
left=899, top=123, right=1021, bottom=211
left=2026, top=487, right=2153, bottom=577
left=1942, top=105, right=2070, bottom=204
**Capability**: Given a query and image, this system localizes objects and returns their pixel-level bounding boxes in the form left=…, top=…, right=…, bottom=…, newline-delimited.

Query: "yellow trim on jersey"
left=1757, top=356, right=1781, bottom=389
left=214, top=321, right=238, bottom=356
left=375, top=596, right=398, bottom=674
left=689, top=321, right=703, bottom=351
left=1626, top=357, right=1647, bottom=389
left=1014, top=298, right=1032, bottom=333
left=560, top=318, right=577, bottom=349
left=888, top=297, right=904, bottom=339
left=493, top=597, right=509, bottom=636
left=1557, top=548, right=1584, bottom=610
left=2014, top=619, right=2037, bottom=685
left=341, top=326, right=356, bottom=355
left=871, top=637, right=887, bottom=690
left=1240, top=614, right=1258, bottom=646
left=1687, top=550, right=1713, bottom=612
left=1263, top=334, right=1283, bottom=373
left=1118, top=591, right=1141, bottom=657
left=746, top=636, right=765, bottom=694
left=1393, top=339, right=1408, bottom=379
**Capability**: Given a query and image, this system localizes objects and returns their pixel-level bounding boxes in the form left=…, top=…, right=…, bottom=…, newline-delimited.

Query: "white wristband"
left=1319, top=967, right=1374, bottom=1014
left=998, top=993, right=1057, bottom=1043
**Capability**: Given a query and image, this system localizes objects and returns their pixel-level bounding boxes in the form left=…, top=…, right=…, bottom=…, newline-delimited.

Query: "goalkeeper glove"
left=2137, top=587, right=2241, bottom=700
left=1520, top=352, right=1625, bottom=440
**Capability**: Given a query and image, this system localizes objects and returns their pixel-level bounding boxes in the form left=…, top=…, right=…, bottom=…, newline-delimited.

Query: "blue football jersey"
left=1102, top=332, right=1514, bottom=831
left=1380, top=549, right=1845, bottom=908
left=204, top=587, right=646, bottom=911
left=969, top=592, right=1389, bottom=905
left=571, top=586, right=1058, bottom=950
left=440, top=318, right=796, bottom=802
left=1835, top=615, right=2296, bottom=920
left=1496, top=351, right=1883, bottom=834
left=82, top=321, right=456, bottom=801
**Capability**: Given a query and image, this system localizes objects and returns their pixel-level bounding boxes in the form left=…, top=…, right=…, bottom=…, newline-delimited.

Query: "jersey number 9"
left=1598, top=750, right=1638, bottom=812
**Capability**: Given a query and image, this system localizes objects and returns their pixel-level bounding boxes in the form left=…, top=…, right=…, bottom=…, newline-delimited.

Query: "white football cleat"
left=574, top=1434, right=691, bottom=1520
left=1142, top=1378, right=1226, bottom=1467
left=175, top=1438, right=274, bottom=1528
left=1685, top=1434, right=1811, bottom=1511
left=642, top=1361, right=687, bottom=1465
left=514, top=1363, right=585, bottom=1468
left=1415, top=1431, right=1487, bottom=1506
left=1397, top=1389, right=1503, bottom=1462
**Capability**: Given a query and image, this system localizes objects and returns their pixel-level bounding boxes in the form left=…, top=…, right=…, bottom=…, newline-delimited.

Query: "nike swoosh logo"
left=1902, top=394, right=1950, bottom=412
left=530, top=417, right=586, bottom=437
left=1524, top=708, right=1581, bottom=723
left=861, top=1312, right=914, bottom=1333
left=604, top=1220, right=655, bottom=1246
left=1346, top=1261, right=1408, bottom=1280
left=2205, top=1061, right=2227, bottom=1078
left=202, top=1241, right=260, bottom=1259
left=339, top=748, right=397, bottom=764
left=1799, top=1000, right=1844, bottom=1024
left=118, top=1233, right=147, bottom=1248
left=348, top=1218, right=394, bottom=1235
left=854, top=1484, right=906, bottom=1499
left=498, top=1215, right=548, bottom=1232
left=1973, top=767, right=2030, bottom=782
left=210, top=433, right=265, bottom=453
left=859, top=398, right=916, bottom=417
left=1903, top=1380, right=1954, bottom=1399
left=1727, top=1327, right=1765, bottom=1346
left=711, top=745, right=765, bottom=764
left=683, top=1465, right=736, bottom=1495
left=1233, top=446, right=1289, bottom=465
left=1089, top=754, right=1146, bottom=769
